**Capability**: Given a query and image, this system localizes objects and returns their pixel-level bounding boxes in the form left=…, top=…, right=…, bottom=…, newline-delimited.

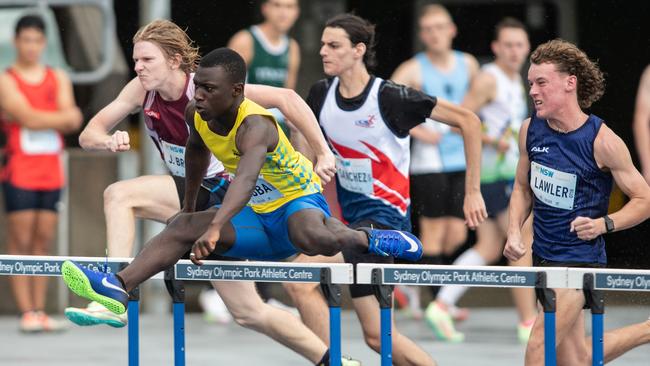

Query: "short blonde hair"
left=133, top=19, right=199, bottom=73
left=419, top=4, right=453, bottom=22
left=531, top=39, right=605, bottom=109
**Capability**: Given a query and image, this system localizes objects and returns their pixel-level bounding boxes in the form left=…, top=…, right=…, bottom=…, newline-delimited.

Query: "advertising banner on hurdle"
left=175, top=260, right=354, bottom=284
left=356, top=264, right=567, bottom=288
left=568, top=268, right=650, bottom=292
left=0, top=254, right=128, bottom=277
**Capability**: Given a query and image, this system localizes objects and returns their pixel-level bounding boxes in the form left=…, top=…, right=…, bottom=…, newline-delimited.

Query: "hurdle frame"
left=357, top=263, right=567, bottom=366
left=0, top=255, right=354, bottom=366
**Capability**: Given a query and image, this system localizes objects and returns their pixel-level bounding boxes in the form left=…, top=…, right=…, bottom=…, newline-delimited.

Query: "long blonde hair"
left=133, top=19, right=199, bottom=73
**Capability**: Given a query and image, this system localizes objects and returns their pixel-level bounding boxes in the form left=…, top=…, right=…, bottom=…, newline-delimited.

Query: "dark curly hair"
left=530, top=39, right=605, bottom=109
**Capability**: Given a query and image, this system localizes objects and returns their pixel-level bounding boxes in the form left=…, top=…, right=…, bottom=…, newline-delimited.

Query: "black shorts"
left=532, top=253, right=605, bottom=268
left=172, top=175, right=229, bottom=211
left=342, top=219, right=394, bottom=298
left=2, top=181, right=61, bottom=213
left=410, top=171, right=465, bottom=219
left=481, top=180, right=513, bottom=218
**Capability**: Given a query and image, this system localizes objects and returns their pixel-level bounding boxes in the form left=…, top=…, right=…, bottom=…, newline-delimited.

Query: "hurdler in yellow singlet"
left=194, top=97, right=321, bottom=213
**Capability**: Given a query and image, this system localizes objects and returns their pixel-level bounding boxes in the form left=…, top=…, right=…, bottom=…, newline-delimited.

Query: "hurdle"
left=356, top=264, right=567, bottom=366
left=174, top=259, right=354, bottom=366
left=0, top=255, right=353, bottom=366
left=567, top=268, right=650, bottom=366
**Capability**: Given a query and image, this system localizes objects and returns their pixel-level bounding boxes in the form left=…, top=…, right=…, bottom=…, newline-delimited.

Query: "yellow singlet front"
left=194, top=98, right=322, bottom=213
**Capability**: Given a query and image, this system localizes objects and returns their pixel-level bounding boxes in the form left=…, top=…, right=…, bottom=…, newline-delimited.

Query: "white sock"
left=437, top=249, right=486, bottom=307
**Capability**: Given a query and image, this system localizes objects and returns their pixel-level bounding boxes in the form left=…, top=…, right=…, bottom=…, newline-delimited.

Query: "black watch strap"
left=604, top=215, right=615, bottom=233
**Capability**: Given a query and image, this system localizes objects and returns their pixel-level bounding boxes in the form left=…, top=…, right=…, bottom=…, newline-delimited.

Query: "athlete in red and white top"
left=285, top=14, right=486, bottom=365
left=0, top=14, right=82, bottom=332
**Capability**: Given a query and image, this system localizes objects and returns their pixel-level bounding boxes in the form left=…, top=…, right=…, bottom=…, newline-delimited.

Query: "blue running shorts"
left=222, top=193, right=331, bottom=260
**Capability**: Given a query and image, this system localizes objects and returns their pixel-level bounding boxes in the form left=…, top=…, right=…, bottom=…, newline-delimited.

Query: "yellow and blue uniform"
left=194, top=98, right=330, bottom=260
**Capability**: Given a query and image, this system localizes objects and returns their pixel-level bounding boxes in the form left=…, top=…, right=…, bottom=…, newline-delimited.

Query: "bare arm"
left=227, top=30, right=254, bottom=65
left=464, top=53, right=480, bottom=81
left=190, top=115, right=274, bottom=264
left=461, top=71, right=500, bottom=146
left=390, top=58, right=420, bottom=88
left=633, top=66, right=650, bottom=183
left=0, top=72, right=81, bottom=132
left=430, top=98, right=487, bottom=227
left=53, top=69, right=83, bottom=133
left=504, top=119, right=533, bottom=261
left=244, top=84, right=335, bottom=183
left=284, top=39, right=300, bottom=90
left=78, top=77, right=144, bottom=151
left=570, top=125, right=650, bottom=240
left=461, top=71, right=496, bottom=114
left=182, top=102, right=212, bottom=212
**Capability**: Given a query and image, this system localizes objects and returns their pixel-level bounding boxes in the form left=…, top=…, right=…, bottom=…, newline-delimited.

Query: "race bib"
left=336, top=156, right=373, bottom=195
left=161, top=141, right=186, bottom=177
left=249, top=177, right=284, bottom=205
left=530, top=161, right=577, bottom=210
left=20, top=128, right=61, bottom=155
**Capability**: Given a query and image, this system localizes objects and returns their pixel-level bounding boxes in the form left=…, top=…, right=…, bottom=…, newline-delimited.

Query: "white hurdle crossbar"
left=0, top=255, right=353, bottom=366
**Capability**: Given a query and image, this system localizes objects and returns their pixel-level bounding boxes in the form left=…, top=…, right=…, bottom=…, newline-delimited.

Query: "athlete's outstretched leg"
left=288, top=208, right=422, bottom=261
left=103, top=175, right=181, bottom=257
left=213, top=280, right=328, bottom=363
left=117, top=209, right=236, bottom=291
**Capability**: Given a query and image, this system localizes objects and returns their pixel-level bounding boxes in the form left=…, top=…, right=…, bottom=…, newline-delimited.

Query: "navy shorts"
left=172, top=175, right=229, bottom=211
left=2, top=182, right=61, bottom=212
left=481, top=180, right=513, bottom=218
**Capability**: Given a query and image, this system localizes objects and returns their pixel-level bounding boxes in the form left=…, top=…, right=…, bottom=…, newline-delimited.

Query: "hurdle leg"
left=536, top=272, right=557, bottom=366
left=128, top=286, right=140, bottom=366
left=321, top=268, right=342, bottom=366
left=372, top=268, right=393, bottom=366
left=165, top=267, right=186, bottom=366
left=583, top=273, right=605, bottom=366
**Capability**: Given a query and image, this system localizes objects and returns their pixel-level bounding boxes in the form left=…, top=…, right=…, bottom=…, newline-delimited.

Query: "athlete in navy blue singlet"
left=504, top=39, right=650, bottom=366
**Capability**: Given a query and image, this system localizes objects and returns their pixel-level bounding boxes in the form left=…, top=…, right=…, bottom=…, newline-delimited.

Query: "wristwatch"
left=603, top=215, right=615, bottom=233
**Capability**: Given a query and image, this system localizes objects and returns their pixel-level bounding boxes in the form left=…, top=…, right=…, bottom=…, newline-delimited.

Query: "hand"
left=314, top=151, right=336, bottom=185
left=190, top=224, right=221, bottom=265
left=496, top=137, right=510, bottom=154
left=463, top=191, right=488, bottom=230
left=570, top=216, right=606, bottom=240
left=106, top=130, right=130, bottom=152
left=503, top=231, right=526, bottom=261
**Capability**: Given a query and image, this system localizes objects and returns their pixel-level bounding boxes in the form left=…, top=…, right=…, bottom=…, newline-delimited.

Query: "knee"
left=525, top=329, right=546, bottom=357
left=283, top=282, right=318, bottom=303
left=230, top=304, right=266, bottom=331
left=104, top=182, right=130, bottom=209
left=362, top=328, right=381, bottom=353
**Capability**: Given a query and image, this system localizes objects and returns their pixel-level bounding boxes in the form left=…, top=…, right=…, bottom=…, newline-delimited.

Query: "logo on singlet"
left=531, top=146, right=549, bottom=153
left=354, top=115, right=376, bottom=128
left=144, top=109, right=160, bottom=119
